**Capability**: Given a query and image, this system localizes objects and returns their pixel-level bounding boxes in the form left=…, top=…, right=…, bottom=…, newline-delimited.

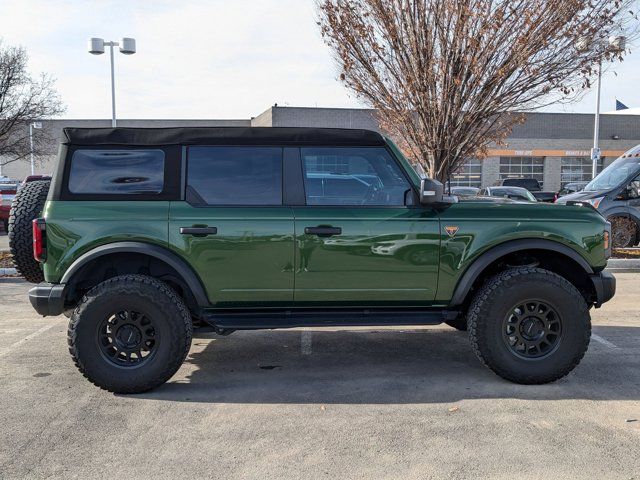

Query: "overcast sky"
left=2, top=0, right=638, bottom=119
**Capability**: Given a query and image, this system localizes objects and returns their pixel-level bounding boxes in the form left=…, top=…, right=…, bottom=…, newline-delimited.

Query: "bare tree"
left=0, top=41, right=64, bottom=172
left=318, top=0, right=637, bottom=180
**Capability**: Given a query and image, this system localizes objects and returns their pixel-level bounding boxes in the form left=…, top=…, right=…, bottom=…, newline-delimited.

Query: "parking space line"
left=301, top=331, right=312, bottom=355
left=592, top=333, right=618, bottom=349
left=0, top=321, right=63, bottom=358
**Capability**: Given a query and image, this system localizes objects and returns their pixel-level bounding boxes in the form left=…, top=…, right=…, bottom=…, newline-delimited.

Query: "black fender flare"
left=449, top=239, right=594, bottom=306
left=60, top=241, right=210, bottom=306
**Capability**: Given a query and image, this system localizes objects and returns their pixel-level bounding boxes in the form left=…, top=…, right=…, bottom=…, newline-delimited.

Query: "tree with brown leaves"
left=0, top=41, right=64, bottom=172
left=318, top=0, right=637, bottom=180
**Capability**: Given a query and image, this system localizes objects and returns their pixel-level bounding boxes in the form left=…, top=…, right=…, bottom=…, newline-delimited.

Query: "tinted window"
left=301, top=147, right=410, bottom=206
left=187, top=147, right=282, bottom=205
left=68, top=150, right=164, bottom=194
left=585, top=156, right=640, bottom=191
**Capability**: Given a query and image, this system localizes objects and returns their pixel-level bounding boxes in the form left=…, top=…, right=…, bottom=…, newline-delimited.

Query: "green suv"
left=17, top=127, right=615, bottom=393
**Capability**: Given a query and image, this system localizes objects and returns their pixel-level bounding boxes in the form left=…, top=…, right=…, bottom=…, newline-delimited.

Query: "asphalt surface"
left=0, top=232, right=8, bottom=251
left=0, top=274, right=638, bottom=479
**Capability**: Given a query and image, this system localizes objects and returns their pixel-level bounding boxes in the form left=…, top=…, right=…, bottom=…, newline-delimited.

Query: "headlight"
left=586, top=197, right=604, bottom=209
left=604, top=222, right=612, bottom=258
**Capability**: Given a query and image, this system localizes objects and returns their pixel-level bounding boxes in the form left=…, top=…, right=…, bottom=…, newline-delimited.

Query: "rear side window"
left=186, top=147, right=283, bottom=206
left=68, top=150, right=165, bottom=194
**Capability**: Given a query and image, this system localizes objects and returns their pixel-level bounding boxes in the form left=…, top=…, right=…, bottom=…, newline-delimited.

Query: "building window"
left=560, top=157, right=603, bottom=187
left=303, top=154, right=350, bottom=174
left=451, top=158, right=482, bottom=187
left=499, top=157, right=544, bottom=185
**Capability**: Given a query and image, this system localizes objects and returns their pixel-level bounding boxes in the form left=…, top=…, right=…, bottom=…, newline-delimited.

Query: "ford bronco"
left=12, top=127, right=615, bottom=393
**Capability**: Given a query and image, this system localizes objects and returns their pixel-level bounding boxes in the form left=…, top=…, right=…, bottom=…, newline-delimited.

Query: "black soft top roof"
left=62, top=127, right=386, bottom=147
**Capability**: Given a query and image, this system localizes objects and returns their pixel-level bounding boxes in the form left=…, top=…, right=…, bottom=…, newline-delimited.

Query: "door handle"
left=304, top=226, right=342, bottom=237
left=180, top=226, right=218, bottom=236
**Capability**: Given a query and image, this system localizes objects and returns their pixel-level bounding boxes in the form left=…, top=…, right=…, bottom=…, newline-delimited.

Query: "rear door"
left=292, top=146, right=440, bottom=307
left=169, top=146, right=295, bottom=308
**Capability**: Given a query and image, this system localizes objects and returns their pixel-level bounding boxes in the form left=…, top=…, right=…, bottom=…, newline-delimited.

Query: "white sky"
left=1, top=0, right=638, bottom=119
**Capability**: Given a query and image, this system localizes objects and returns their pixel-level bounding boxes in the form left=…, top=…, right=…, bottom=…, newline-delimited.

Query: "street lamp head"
left=119, top=38, right=136, bottom=55
left=88, top=38, right=105, bottom=55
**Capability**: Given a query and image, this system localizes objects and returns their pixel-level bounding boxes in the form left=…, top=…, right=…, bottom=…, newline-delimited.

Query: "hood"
left=457, top=196, right=529, bottom=205
left=556, top=190, right=605, bottom=204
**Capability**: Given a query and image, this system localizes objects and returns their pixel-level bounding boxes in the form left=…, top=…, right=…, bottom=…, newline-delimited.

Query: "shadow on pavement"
left=136, top=325, right=640, bottom=404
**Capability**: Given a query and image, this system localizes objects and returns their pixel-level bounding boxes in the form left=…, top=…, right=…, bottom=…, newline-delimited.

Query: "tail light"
left=32, top=218, right=46, bottom=262
left=604, top=222, right=612, bottom=259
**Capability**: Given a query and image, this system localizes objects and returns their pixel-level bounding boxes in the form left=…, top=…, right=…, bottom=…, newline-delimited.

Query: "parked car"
left=14, top=127, right=614, bottom=393
left=450, top=186, right=480, bottom=196
left=557, top=146, right=640, bottom=248
left=480, top=186, right=537, bottom=202
left=501, top=178, right=557, bottom=203
left=558, top=181, right=588, bottom=197
left=0, top=182, right=19, bottom=232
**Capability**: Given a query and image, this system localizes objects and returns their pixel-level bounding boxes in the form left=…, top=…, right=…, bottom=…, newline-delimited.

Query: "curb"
left=607, top=259, right=640, bottom=273
left=0, top=267, right=17, bottom=276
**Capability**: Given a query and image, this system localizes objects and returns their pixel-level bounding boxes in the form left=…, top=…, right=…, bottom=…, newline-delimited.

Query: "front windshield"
left=585, top=156, right=640, bottom=191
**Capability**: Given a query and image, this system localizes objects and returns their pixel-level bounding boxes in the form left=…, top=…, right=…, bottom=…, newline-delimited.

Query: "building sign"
left=487, top=149, right=625, bottom=157
left=565, top=150, right=590, bottom=157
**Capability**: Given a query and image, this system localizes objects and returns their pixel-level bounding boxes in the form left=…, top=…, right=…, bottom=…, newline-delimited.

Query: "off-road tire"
left=8, top=180, right=51, bottom=283
left=468, top=267, right=591, bottom=384
left=445, top=314, right=468, bottom=331
left=68, top=274, right=193, bottom=394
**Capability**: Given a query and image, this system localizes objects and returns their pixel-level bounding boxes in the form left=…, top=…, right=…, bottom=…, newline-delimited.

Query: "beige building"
left=2, top=106, right=639, bottom=191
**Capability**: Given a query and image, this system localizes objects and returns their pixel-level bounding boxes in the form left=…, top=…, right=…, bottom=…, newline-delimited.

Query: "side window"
left=300, top=147, right=411, bottom=206
left=187, top=147, right=282, bottom=206
left=627, top=175, right=640, bottom=199
left=68, top=150, right=164, bottom=194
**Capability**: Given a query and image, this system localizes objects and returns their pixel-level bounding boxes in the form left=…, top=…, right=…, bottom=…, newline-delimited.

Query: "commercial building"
left=2, top=106, right=639, bottom=191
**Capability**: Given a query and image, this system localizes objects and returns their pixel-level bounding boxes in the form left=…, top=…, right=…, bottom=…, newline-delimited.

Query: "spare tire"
left=8, top=180, right=51, bottom=283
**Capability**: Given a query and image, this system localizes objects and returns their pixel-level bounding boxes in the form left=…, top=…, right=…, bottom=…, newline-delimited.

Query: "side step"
left=201, top=308, right=457, bottom=330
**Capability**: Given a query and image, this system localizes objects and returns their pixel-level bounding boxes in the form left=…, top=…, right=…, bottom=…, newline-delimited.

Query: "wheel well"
left=63, top=252, right=201, bottom=316
left=607, top=214, right=640, bottom=236
left=461, top=249, right=596, bottom=310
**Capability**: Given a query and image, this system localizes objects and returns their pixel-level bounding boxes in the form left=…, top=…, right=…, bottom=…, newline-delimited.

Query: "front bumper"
left=29, top=283, right=66, bottom=316
left=590, top=270, right=616, bottom=307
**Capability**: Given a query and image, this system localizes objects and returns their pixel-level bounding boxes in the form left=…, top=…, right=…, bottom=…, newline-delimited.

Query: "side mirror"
left=420, top=178, right=444, bottom=205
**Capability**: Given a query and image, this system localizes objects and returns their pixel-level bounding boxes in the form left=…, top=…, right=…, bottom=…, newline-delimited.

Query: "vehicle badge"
left=445, top=226, right=459, bottom=237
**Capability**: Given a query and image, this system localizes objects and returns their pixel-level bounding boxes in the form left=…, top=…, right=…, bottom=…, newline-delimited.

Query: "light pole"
left=591, top=35, right=626, bottom=179
left=29, top=121, right=42, bottom=175
left=87, top=37, right=136, bottom=127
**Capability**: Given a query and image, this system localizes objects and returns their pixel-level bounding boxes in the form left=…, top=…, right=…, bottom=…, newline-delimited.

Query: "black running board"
left=201, top=308, right=456, bottom=330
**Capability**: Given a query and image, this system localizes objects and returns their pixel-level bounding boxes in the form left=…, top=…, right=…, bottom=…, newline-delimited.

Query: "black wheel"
left=445, top=314, right=467, bottom=331
left=8, top=180, right=50, bottom=283
left=2, top=218, right=7, bottom=232
left=68, top=274, right=192, bottom=393
left=468, top=267, right=590, bottom=384
left=608, top=215, right=637, bottom=248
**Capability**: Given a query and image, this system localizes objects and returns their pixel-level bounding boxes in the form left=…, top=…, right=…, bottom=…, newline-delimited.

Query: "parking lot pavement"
left=0, top=275, right=638, bottom=479
left=0, top=232, right=8, bottom=251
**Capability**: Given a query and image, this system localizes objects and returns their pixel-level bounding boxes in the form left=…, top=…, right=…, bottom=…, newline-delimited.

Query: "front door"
left=169, top=146, right=294, bottom=308
left=293, top=147, right=440, bottom=306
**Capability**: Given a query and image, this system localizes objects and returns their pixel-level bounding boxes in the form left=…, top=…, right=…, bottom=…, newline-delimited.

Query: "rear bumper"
left=590, top=270, right=616, bottom=307
left=28, top=283, right=66, bottom=316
